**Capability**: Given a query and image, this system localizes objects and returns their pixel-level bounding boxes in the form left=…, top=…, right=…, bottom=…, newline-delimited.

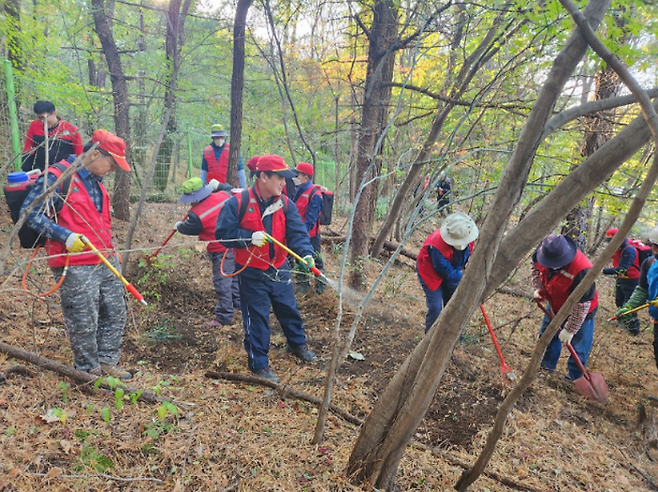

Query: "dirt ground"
left=2, top=200, right=658, bottom=491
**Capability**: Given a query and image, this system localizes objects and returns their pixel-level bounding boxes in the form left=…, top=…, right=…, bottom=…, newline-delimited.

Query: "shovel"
left=535, top=299, right=608, bottom=404
left=149, top=215, right=188, bottom=261
left=480, top=305, right=516, bottom=386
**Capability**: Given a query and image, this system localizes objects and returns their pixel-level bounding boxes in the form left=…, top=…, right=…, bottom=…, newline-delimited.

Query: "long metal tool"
left=608, top=300, right=658, bottom=321
left=149, top=215, right=187, bottom=260
left=81, top=237, right=148, bottom=305
left=480, top=305, right=516, bottom=386
left=535, top=299, right=608, bottom=404
left=262, top=232, right=325, bottom=279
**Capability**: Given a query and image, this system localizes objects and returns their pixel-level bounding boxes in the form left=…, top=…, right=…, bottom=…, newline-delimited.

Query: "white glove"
left=251, top=231, right=267, bottom=247
left=533, top=289, right=546, bottom=300
left=208, top=179, right=220, bottom=191
left=174, top=221, right=183, bottom=231
left=65, top=233, right=89, bottom=253
left=559, top=330, right=574, bottom=345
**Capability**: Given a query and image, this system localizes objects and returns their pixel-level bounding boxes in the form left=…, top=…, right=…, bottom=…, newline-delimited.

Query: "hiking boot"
left=296, top=279, right=311, bottom=295
left=205, top=319, right=225, bottom=327
left=250, top=367, right=280, bottom=383
left=287, top=344, right=318, bottom=362
left=100, top=363, right=132, bottom=381
left=315, top=280, right=327, bottom=295
left=87, top=365, right=102, bottom=377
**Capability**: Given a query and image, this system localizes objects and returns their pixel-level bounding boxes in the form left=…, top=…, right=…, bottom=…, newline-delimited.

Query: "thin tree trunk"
left=226, top=0, right=252, bottom=186
left=91, top=0, right=131, bottom=220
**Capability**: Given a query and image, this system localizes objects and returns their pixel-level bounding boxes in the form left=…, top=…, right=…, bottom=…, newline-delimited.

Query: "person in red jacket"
left=602, top=227, right=640, bottom=335
left=417, top=212, right=479, bottom=333
left=532, top=234, right=598, bottom=381
left=200, top=125, right=246, bottom=188
left=176, top=177, right=240, bottom=327
left=21, top=130, right=131, bottom=380
left=293, top=162, right=325, bottom=295
left=22, top=100, right=83, bottom=172
left=215, top=154, right=318, bottom=383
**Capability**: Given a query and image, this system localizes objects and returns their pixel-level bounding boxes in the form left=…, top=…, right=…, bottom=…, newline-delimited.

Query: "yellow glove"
left=65, top=233, right=89, bottom=253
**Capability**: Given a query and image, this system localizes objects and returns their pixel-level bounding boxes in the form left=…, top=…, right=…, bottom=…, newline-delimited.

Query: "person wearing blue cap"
left=532, top=234, right=598, bottom=380
left=176, top=177, right=240, bottom=327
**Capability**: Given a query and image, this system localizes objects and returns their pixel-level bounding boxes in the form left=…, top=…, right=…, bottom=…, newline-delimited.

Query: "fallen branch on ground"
left=0, top=341, right=193, bottom=409
left=204, top=370, right=362, bottom=425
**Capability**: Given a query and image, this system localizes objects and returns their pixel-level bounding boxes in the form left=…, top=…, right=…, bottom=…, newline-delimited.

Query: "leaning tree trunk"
left=91, top=0, right=131, bottom=220
left=562, top=45, right=625, bottom=248
left=346, top=0, right=611, bottom=488
left=226, top=0, right=252, bottom=186
left=348, top=0, right=398, bottom=290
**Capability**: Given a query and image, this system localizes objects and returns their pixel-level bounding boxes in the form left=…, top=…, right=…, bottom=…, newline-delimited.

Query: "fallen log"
left=321, top=235, right=418, bottom=261
left=0, top=341, right=192, bottom=409
left=205, top=370, right=362, bottom=425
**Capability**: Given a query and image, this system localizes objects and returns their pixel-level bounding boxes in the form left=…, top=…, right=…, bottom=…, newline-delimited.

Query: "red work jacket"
left=190, top=191, right=230, bottom=253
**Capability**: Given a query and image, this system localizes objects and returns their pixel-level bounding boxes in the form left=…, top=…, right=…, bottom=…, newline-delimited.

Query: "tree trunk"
left=226, top=0, right=252, bottom=186
left=348, top=0, right=398, bottom=290
left=346, top=1, right=612, bottom=488
left=91, top=0, right=131, bottom=220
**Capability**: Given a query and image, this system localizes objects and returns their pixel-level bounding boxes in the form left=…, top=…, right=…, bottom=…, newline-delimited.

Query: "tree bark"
left=91, top=0, right=131, bottom=220
left=226, top=0, right=252, bottom=186
left=348, top=0, right=398, bottom=289
left=346, top=1, right=611, bottom=488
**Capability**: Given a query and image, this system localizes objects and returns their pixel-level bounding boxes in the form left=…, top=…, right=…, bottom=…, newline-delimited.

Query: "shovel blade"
left=573, top=371, right=609, bottom=404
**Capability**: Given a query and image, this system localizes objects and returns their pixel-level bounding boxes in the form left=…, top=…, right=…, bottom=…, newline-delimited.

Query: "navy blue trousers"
left=237, top=264, right=307, bottom=371
left=539, top=309, right=595, bottom=380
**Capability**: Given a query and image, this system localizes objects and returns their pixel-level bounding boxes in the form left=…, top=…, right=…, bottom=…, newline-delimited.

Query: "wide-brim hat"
left=256, top=154, right=297, bottom=178
left=440, top=212, right=479, bottom=248
left=178, top=177, right=213, bottom=203
left=210, top=124, right=228, bottom=138
left=536, top=234, right=577, bottom=269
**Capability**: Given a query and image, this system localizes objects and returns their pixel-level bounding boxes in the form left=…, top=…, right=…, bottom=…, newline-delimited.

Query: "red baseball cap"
left=256, top=154, right=296, bottom=178
left=246, top=155, right=260, bottom=172
left=295, top=162, right=313, bottom=177
left=92, top=129, right=130, bottom=171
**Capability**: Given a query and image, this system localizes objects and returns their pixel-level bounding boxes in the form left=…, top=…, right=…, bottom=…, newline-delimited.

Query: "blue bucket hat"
left=536, top=234, right=577, bottom=269
left=178, top=177, right=213, bottom=203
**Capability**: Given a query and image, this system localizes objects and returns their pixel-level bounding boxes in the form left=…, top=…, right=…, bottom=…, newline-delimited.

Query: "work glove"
left=174, top=221, right=183, bottom=231
left=558, top=330, right=574, bottom=345
left=602, top=268, right=616, bottom=275
left=615, top=307, right=631, bottom=319
left=533, top=289, right=547, bottom=301
left=65, top=233, right=89, bottom=253
left=301, top=255, right=315, bottom=272
left=208, top=178, right=220, bottom=191
left=251, top=231, right=267, bottom=247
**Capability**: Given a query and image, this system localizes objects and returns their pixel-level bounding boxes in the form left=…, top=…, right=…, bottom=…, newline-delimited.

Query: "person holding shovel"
left=175, top=177, right=240, bottom=327
left=215, top=154, right=318, bottom=383
left=532, top=234, right=598, bottom=381
left=616, top=227, right=658, bottom=367
left=602, top=228, right=641, bottom=335
left=416, top=211, right=479, bottom=333
left=21, top=130, right=132, bottom=380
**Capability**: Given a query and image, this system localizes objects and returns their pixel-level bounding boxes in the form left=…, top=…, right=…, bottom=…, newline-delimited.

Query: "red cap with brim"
left=295, top=162, right=314, bottom=177
left=92, top=129, right=130, bottom=171
left=246, top=156, right=260, bottom=172
left=256, top=154, right=297, bottom=178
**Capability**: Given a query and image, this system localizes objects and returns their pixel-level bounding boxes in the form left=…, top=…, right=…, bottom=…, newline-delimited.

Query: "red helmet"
left=606, top=227, right=618, bottom=238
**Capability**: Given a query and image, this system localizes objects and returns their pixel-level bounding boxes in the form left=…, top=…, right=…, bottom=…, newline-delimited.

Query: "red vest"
left=535, top=250, right=599, bottom=314
left=204, top=144, right=230, bottom=183
left=45, top=162, right=114, bottom=268
left=294, top=184, right=320, bottom=237
left=233, top=187, right=289, bottom=270
left=417, top=230, right=473, bottom=291
left=612, top=243, right=640, bottom=279
left=190, top=191, right=230, bottom=253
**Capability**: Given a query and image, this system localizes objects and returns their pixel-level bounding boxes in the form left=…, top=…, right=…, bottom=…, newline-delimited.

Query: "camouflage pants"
left=52, top=256, right=127, bottom=372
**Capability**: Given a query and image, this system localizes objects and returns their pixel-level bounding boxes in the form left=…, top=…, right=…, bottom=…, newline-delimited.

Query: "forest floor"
left=2, top=200, right=658, bottom=491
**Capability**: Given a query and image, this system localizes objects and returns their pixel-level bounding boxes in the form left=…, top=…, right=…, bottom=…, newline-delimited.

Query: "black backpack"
left=4, top=163, right=71, bottom=248
left=307, top=185, right=334, bottom=226
left=630, top=239, right=653, bottom=266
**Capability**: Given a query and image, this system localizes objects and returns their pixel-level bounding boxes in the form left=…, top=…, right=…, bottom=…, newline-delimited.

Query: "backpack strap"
left=237, top=189, right=250, bottom=221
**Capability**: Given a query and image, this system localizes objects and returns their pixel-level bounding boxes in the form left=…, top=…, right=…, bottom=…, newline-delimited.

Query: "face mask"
left=213, top=138, right=225, bottom=146
left=454, top=243, right=467, bottom=251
